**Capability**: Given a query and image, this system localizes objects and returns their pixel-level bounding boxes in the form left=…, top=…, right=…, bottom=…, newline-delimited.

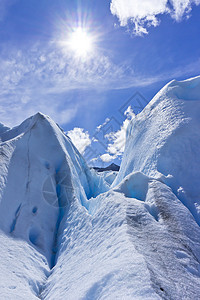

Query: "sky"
left=0, top=0, right=200, bottom=167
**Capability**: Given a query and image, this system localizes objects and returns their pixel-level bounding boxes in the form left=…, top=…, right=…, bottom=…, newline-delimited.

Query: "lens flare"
left=55, top=10, right=101, bottom=60
left=68, top=27, right=93, bottom=57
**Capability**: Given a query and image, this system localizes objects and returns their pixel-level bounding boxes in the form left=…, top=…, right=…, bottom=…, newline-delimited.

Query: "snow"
left=0, top=112, right=108, bottom=298
left=113, top=173, right=200, bottom=299
left=114, top=76, right=200, bottom=224
left=0, top=230, right=49, bottom=299
left=42, top=189, right=159, bottom=300
left=95, top=170, right=119, bottom=186
left=1, top=76, right=200, bottom=299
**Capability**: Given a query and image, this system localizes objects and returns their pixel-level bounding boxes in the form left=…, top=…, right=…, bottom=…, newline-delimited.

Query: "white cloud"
left=0, top=31, right=199, bottom=127
left=0, top=86, right=78, bottom=128
left=96, top=118, right=110, bottom=131
left=0, top=42, right=157, bottom=127
left=90, top=157, right=98, bottom=162
left=0, top=40, right=164, bottom=102
left=106, top=118, right=130, bottom=156
left=100, top=106, right=135, bottom=162
left=110, top=0, right=200, bottom=35
left=1, top=39, right=166, bottom=128
left=0, top=44, right=136, bottom=94
left=0, top=44, right=135, bottom=127
left=124, top=105, right=136, bottom=119
left=67, top=127, right=92, bottom=154
left=100, top=153, right=115, bottom=163
left=56, top=108, right=78, bottom=125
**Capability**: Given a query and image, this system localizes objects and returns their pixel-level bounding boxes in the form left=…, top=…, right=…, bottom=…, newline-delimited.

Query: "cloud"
left=96, top=118, right=110, bottom=131
left=0, top=44, right=132, bottom=126
left=0, top=84, right=78, bottom=128
left=106, top=118, right=129, bottom=156
left=100, top=106, right=135, bottom=162
left=0, top=39, right=167, bottom=103
left=0, top=30, right=199, bottom=127
left=0, top=43, right=137, bottom=94
left=0, top=39, right=166, bottom=127
left=110, top=0, right=200, bottom=35
left=56, top=108, right=78, bottom=125
left=67, top=127, right=92, bottom=154
left=124, top=105, right=136, bottom=119
left=100, top=153, right=115, bottom=163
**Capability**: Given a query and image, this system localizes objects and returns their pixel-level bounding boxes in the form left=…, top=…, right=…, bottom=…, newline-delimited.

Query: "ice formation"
left=0, top=76, right=200, bottom=299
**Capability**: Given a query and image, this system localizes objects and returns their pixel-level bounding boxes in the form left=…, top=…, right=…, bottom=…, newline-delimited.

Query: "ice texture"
left=1, top=76, right=200, bottom=299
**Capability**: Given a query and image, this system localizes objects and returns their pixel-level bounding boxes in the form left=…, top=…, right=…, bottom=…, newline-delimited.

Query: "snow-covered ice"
left=0, top=76, right=200, bottom=299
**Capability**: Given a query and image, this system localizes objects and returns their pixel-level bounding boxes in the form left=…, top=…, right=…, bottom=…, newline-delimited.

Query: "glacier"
left=0, top=76, right=200, bottom=299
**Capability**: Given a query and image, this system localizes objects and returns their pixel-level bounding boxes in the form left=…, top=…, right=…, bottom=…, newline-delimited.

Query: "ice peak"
left=0, top=112, right=58, bottom=143
left=154, top=75, right=200, bottom=104
left=32, top=112, right=50, bottom=122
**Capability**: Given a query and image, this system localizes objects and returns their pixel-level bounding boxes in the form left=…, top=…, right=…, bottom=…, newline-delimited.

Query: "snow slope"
left=1, top=76, right=200, bottom=299
left=92, top=163, right=120, bottom=186
left=114, top=76, right=200, bottom=224
left=110, top=76, right=200, bottom=298
left=0, top=112, right=108, bottom=299
left=42, top=173, right=200, bottom=299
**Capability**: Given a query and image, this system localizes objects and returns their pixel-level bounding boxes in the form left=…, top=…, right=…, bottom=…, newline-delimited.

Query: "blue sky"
left=0, top=0, right=200, bottom=166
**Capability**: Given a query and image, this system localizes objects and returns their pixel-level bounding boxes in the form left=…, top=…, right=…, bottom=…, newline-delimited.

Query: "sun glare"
left=67, top=27, right=93, bottom=57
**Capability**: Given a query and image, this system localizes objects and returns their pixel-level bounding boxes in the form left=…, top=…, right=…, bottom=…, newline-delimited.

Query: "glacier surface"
left=0, top=76, right=200, bottom=299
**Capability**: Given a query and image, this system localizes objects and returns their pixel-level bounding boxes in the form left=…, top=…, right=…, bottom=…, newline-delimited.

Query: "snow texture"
left=1, top=76, right=200, bottom=299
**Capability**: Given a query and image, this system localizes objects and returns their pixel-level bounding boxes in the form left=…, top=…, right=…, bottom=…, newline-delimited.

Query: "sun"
left=67, top=27, right=94, bottom=57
